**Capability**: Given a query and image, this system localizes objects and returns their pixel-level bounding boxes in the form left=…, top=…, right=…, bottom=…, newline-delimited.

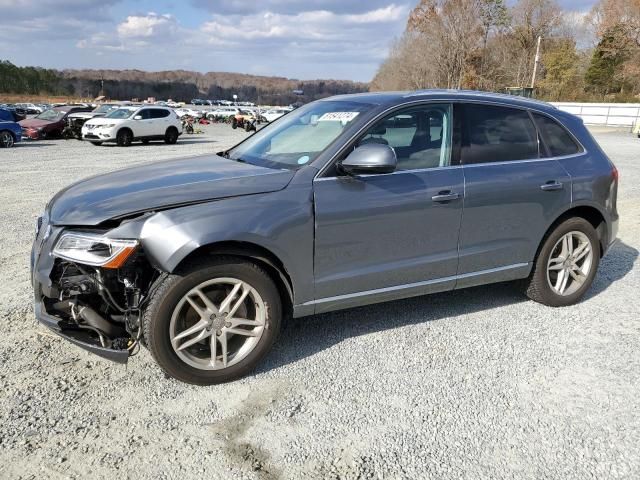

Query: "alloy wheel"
left=169, top=278, right=266, bottom=370
left=546, top=230, right=594, bottom=296
left=0, top=131, right=14, bottom=148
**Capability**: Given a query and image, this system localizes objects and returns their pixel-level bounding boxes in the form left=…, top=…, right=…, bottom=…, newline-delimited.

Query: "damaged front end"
left=32, top=221, right=159, bottom=363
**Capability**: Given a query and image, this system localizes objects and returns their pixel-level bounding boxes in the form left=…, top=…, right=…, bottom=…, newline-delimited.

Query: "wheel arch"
left=538, top=204, right=607, bottom=262
left=117, top=126, right=133, bottom=137
left=172, top=240, right=294, bottom=317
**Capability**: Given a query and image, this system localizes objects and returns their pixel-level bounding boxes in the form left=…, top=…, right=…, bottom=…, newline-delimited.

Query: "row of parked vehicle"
left=0, top=101, right=294, bottom=148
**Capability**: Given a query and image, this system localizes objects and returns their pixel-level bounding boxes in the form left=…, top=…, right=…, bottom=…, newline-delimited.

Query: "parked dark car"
left=32, top=90, right=619, bottom=385
left=0, top=107, right=22, bottom=147
left=20, top=105, right=93, bottom=139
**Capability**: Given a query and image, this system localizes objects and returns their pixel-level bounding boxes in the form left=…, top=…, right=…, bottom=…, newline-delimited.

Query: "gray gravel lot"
left=0, top=125, right=638, bottom=479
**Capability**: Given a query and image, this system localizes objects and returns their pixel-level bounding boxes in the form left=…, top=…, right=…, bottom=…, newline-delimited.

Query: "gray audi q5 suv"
left=32, top=90, right=619, bottom=384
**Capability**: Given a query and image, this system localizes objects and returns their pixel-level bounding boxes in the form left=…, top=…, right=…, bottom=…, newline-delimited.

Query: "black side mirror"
left=339, top=143, right=397, bottom=175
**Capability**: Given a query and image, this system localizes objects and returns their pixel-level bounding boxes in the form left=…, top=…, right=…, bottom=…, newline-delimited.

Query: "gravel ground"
left=0, top=125, right=638, bottom=480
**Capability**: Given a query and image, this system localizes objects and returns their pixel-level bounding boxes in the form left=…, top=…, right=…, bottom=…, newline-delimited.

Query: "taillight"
left=612, top=164, right=619, bottom=182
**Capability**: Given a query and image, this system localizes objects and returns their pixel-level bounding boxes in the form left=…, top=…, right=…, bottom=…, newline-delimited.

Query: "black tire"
left=143, top=257, right=282, bottom=385
left=164, top=127, right=179, bottom=144
left=0, top=130, right=15, bottom=148
left=90, top=141, right=103, bottom=146
left=116, top=129, right=132, bottom=147
left=245, top=122, right=252, bottom=132
left=524, top=217, right=600, bottom=307
left=231, top=118, right=238, bottom=129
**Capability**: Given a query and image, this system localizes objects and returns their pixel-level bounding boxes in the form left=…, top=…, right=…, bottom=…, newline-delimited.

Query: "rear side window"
left=532, top=113, right=581, bottom=157
left=462, top=104, right=539, bottom=164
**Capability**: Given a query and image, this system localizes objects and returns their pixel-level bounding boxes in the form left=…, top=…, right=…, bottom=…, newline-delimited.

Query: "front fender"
left=109, top=187, right=315, bottom=305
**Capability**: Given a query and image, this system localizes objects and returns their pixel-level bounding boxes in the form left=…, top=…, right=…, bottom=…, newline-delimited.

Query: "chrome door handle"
left=540, top=181, right=564, bottom=191
left=432, top=192, right=460, bottom=203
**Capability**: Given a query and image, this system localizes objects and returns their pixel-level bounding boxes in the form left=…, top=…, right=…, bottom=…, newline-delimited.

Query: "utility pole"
left=530, top=36, right=542, bottom=89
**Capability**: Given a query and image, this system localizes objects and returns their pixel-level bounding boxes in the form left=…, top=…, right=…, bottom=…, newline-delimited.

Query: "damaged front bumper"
left=34, top=299, right=129, bottom=363
left=31, top=219, right=144, bottom=364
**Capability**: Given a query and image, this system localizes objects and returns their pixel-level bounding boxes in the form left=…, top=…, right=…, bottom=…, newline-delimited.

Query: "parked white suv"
left=82, top=106, right=182, bottom=147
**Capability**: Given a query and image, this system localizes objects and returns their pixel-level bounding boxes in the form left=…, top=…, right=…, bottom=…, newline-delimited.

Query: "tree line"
left=0, top=61, right=367, bottom=104
left=372, top=0, right=640, bottom=102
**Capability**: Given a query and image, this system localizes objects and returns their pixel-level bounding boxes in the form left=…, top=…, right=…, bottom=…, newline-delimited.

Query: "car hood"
left=69, top=112, right=100, bottom=120
left=85, top=117, right=126, bottom=126
left=19, top=118, right=54, bottom=128
left=48, top=155, right=294, bottom=226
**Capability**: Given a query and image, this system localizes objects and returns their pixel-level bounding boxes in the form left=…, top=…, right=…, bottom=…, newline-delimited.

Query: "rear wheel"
left=524, top=217, right=600, bottom=307
left=143, top=257, right=282, bottom=385
left=0, top=130, right=14, bottom=148
left=116, top=129, right=132, bottom=147
left=164, top=127, right=179, bottom=144
left=231, top=118, right=238, bottom=129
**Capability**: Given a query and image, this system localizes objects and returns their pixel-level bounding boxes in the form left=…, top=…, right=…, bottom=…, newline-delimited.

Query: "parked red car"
left=20, top=105, right=93, bottom=139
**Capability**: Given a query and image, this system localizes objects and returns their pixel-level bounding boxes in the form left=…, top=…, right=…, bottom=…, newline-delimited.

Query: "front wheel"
left=143, top=257, right=282, bottom=385
left=0, top=130, right=14, bottom=148
left=116, top=129, right=132, bottom=147
left=524, top=217, right=600, bottom=307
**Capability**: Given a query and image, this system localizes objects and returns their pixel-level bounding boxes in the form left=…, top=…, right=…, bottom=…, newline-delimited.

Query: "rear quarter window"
left=532, top=113, right=581, bottom=157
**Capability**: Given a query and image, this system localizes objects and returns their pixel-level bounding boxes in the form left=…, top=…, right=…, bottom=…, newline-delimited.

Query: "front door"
left=312, top=103, right=464, bottom=312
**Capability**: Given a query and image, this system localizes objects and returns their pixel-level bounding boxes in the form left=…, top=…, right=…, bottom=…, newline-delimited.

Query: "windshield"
left=106, top=108, right=137, bottom=119
left=227, top=100, right=373, bottom=170
left=94, top=104, right=119, bottom=114
left=36, top=109, right=65, bottom=121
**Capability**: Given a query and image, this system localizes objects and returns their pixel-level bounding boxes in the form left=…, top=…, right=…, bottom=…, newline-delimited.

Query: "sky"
left=0, top=0, right=598, bottom=82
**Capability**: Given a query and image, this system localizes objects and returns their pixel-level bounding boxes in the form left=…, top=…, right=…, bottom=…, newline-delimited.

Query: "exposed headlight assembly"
left=53, top=232, right=137, bottom=269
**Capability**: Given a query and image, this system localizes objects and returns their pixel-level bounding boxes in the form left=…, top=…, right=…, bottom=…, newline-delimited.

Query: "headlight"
left=99, top=124, right=116, bottom=129
left=53, top=232, right=137, bottom=269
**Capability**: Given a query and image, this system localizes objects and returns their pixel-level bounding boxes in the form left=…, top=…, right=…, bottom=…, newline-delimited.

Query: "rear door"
left=456, top=103, right=571, bottom=287
left=313, top=103, right=464, bottom=311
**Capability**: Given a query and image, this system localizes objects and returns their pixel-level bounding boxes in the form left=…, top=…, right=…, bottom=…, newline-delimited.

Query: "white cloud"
left=199, top=4, right=409, bottom=42
left=117, top=13, right=177, bottom=39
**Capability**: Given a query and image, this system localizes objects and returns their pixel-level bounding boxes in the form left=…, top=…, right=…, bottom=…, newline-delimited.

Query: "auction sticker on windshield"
left=318, top=112, right=360, bottom=122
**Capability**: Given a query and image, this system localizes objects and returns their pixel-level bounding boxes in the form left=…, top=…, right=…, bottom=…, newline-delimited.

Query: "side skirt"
left=293, top=262, right=531, bottom=317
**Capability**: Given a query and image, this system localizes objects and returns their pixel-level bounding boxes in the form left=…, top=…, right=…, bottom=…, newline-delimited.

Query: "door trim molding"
left=304, top=262, right=529, bottom=306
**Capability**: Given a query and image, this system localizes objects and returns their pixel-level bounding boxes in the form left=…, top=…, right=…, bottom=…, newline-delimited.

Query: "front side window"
left=462, top=104, right=539, bottom=164
left=150, top=109, right=170, bottom=119
left=532, top=113, right=581, bottom=157
left=137, top=109, right=152, bottom=120
left=227, top=100, right=374, bottom=170
left=356, top=104, right=452, bottom=171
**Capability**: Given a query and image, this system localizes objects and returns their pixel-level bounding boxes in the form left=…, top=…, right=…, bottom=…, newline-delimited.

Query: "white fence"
left=551, top=102, right=640, bottom=127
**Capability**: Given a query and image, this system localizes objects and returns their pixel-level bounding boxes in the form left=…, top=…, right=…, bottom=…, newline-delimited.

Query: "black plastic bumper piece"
left=35, top=301, right=129, bottom=364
